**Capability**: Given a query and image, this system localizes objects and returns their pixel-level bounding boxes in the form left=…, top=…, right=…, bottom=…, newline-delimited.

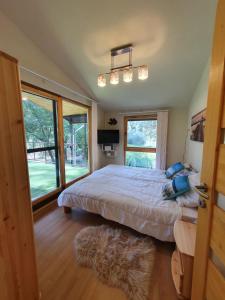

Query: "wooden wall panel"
left=210, top=206, right=225, bottom=267
left=216, top=144, right=225, bottom=195
left=222, top=102, right=225, bottom=128
left=191, top=0, right=225, bottom=299
left=0, top=51, right=39, bottom=299
left=206, top=260, right=225, bottom=300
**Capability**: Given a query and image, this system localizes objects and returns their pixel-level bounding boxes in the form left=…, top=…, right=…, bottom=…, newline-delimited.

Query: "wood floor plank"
left=34, top=207, right=178, bottom=300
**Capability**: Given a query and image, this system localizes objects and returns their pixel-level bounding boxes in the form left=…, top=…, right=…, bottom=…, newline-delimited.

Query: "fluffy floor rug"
left=74, top=224, right=155, bottom=300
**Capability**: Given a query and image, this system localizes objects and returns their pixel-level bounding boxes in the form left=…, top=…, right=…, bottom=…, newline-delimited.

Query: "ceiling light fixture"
left=97, top=44, right=149, bottom=87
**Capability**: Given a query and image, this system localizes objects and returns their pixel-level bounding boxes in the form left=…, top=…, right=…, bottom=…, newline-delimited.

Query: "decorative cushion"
left=165, top=162, right=185, bottom=178
left=176, top=172, right=200, bottom=208
left=162, top=175, right=191, bottom=200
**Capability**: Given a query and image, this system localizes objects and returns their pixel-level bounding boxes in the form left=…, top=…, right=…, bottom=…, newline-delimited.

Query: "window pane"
left=22, top=91, right=59, bottom=200
left=22, top=92, right=56, bottom=149
left=125, top=151, right=156, bottom=169
left=27, top=150, right=58, bottom=199
left=127, top=119, right=157, bottom=148
left=63, top=100, right=89, bottom=183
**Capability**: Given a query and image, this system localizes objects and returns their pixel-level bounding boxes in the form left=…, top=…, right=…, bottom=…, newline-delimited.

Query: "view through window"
left=62, top=100, right=89, bottom=183
left=125, top=117, right=157, bottom=168
left=22, top=91, right=59, bottom=199
left=22, top=87, right=90, bottom=203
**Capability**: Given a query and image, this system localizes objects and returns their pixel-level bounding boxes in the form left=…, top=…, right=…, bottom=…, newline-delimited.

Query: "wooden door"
left=0, top=51, right=39, bottom=299
left=191, top=1, right=225, bottom=299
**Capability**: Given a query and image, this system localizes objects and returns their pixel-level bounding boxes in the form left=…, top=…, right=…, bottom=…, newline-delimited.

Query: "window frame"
left=61, top=97, right=92, bottom=188
left=124, top=115, right=157, bottom=166
left=21, top=82, right=92, bottom=207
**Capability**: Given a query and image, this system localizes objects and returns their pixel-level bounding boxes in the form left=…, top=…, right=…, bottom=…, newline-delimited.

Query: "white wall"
left=92, top=103, right=105, bottom=170
left=185, top=61, right=210, bottom=171
left=0, top=11, right=91, bottom=105
left=102, top=109, right=188, bottom=168
left=167, top=108, right=188, bottom=166
left=104, top=112, right=125, bottom=165
left=0, top=10, right=104, bottom=169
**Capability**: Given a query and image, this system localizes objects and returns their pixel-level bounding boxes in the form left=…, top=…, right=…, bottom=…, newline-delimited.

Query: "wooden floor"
left=34, top=207, right=178, bottom=300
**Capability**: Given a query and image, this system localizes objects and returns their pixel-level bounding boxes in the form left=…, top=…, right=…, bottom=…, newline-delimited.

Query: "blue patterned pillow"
left=162, top=175, right=190, bottom=200
left=165, top=162, right=184, bottom=178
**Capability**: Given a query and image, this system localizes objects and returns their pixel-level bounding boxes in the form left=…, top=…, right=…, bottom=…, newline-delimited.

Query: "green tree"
left=23, top=100, right=55, bottom=161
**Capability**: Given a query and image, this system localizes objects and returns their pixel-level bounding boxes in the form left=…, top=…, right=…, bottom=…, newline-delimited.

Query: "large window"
left=22, top=91, right=59, bottom=199
left=62, top=100, right=89, bottom=183
left=22, top=84, right=91, bottom=205
left=124, top=116, right=157, bottom=168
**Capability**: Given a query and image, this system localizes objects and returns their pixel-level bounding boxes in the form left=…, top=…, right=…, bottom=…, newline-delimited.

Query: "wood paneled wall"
left=0, top=51, right=39, bottom=299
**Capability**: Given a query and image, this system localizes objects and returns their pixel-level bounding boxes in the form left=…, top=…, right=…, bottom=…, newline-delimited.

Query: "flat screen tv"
left=97, top=130, right=119, bottom=144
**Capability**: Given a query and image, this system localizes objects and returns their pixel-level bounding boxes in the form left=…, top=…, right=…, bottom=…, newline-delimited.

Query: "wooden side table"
left=171, top=220, right=196, bottom=299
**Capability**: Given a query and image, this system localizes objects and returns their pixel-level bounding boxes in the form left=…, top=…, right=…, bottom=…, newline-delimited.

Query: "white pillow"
left=176, top=190, right=199, bottom=208
left=189, top=173, right=201, bottom=187
left=176, top=173, right=200, bottom=208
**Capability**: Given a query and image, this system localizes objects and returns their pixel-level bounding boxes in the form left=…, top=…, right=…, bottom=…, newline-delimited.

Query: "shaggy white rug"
left=74, top=225, right=155, bottom=300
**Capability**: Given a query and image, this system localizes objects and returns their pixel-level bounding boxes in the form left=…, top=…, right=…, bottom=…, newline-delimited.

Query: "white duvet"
left=58, top=165, right=182, bottom=241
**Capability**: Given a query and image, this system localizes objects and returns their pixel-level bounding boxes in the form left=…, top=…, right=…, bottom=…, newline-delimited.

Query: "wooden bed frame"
left=64, top=206, right=72, bottom=214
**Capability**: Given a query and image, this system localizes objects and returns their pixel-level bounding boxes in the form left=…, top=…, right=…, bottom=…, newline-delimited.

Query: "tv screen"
left=97, top=130, right=119, bottom=144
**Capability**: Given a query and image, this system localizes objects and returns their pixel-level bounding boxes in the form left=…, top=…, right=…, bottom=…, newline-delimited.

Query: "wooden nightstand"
left=171, top=220, right=196, bottom=299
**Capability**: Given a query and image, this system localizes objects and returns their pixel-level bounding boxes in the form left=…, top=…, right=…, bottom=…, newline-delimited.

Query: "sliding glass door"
left=62, top=100, right=90, bottom=183
left=22, top=91, right=60, bottom=200
left=21, top=84, right=91, bottom=205
left=124, top=116, right=157, bottom=168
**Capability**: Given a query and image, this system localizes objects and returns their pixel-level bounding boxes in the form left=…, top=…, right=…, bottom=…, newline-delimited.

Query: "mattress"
left=58, top=165, right=183, bottom=241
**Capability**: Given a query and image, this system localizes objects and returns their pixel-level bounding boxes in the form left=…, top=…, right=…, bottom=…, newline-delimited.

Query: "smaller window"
left=124, top=116, right=157, bottom=168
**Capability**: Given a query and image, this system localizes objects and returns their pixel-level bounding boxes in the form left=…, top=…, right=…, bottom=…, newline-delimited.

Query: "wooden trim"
left=222, top=102, right=225, bottom=128
left=125, top=114, right=157, bottom=121
left=57, top=96, right=66, bottom=188
left=210, top=206, right=225, bottom=267
left=192, top=1, right=225, bottom=299
left=125, top=147, right=156, bottom=153
left=33, top=199, right=58, bottom=222
left=216, top=144, right=225, bottom=194
left=206, top=260, right=225, bottom=300
left=88, top=107, right=93, bottom=172
left=0, top=52, right=39, bottom=299
left=32, top=188, right=62, bottom=206
left=22, top=81, right=59, bottom=101
left=123, top=115, right=157, bottom=164
left=0, top=50, right=18, bottom=63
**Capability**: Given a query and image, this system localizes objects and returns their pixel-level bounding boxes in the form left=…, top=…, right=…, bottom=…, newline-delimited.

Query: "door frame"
left=191, top=1, right=225, bottom=298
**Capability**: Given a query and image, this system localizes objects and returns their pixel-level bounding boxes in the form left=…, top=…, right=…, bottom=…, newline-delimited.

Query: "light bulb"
left=123, top=68, right=133, bottom=83
left=138, top=65, right=148, bottom=80
left=97, top=74, right=106, bottom=87
left=110, top=70, right=119, bottom=85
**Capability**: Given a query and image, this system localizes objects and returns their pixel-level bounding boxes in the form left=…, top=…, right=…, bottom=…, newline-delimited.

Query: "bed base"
left=63, top=206, right=72, bottom=214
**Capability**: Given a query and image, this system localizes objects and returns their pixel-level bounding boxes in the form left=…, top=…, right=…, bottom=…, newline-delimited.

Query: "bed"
left=58, top=164, right=197, bottom=242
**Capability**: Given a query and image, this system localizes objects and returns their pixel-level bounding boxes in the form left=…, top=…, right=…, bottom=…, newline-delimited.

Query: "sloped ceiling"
left=0, top=0, right=217, bottom=111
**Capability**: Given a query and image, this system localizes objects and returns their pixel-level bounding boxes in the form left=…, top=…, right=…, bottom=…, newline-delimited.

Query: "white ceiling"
left=0, top=0, right=217, bottom=111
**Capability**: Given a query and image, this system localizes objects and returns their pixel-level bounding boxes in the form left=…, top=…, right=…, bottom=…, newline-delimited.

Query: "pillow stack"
left=162, top=175, right=190, bottom=200
left=163, top=162, right=200, bottom=208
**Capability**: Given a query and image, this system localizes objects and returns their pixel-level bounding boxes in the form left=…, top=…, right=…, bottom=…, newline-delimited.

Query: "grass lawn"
left=125, top=152, right=156, bottom=168
left=28, top=160, right=89, bottom=200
